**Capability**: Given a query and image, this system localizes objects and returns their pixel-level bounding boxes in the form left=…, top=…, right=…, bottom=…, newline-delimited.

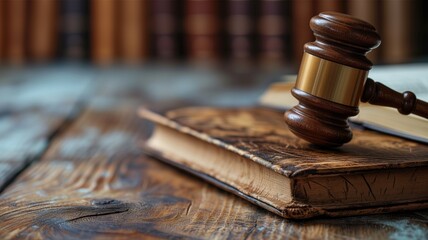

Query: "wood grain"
left=0, top=111, right=65, bottom=191
left=1, top=107, right=428, bottom=239
left=0, top=73, right=90, bottom=192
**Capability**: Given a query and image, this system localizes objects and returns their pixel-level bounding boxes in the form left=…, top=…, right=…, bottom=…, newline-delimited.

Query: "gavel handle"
left=361, top=78, right=428, bottom=119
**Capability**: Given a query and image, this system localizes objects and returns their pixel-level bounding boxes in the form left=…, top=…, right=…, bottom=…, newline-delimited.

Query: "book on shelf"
left=289, top=0, right=348, bottom=65
left=291, top=0, right=315, bottom=66
left=139, top=106, right=428, bottom=219
left=226, top=0, right=254, bottom=63
left=258, top=0, right=287, bottom=65
left=380, top=0, right=414, bottom=64
left=185, top=0, right=220, bottom=62
left=0, top=0, right=4, bottom=62
left=421, top=1, right=428, bottom=57
left=5, top=0, right=27, bottom=64
left=259, top=63, right=428, bottom=144
left=59, top=0, right=89, bottom=61
left=28, top=0, right=58, bottom=62
left=90, top=0, right=116, bottom=65
left=118, top=0, right=148, bottom=64
left=347, top=0, right=380, bottom=63
left=316, top=0, right=343, bottom=13
left=150, top=0, right=180, bottom=60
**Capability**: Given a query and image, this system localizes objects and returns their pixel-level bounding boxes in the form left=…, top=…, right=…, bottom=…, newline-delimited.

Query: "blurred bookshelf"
left=0, top=0, right=428, bottom=70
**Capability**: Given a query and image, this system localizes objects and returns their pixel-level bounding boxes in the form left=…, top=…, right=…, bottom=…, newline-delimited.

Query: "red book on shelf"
left=28, top=0, right=58, bottom=62
left=90, top=0, right=116, bottom=65
left=185, top=0, right=220, bottom=62
left=5, top=0, right=27, bottom=64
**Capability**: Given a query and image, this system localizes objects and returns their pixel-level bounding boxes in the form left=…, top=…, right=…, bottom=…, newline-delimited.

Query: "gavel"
left=284, top=12, right=428, bottom=147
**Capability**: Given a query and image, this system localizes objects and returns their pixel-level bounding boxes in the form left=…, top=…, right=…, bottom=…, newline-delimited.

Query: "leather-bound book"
left=118, top=0, right=148, bottom=64
left=90, top=0, right=116, bottom=65
left=226, top=0, right=254, bottom=63
left=28, top=0, right=58, bottom=62
left=184, top=0, right=219, bottom=62
left=150, top=0, right=180, bottom=60
left=59, top=0, right=89, bottom=61
left=347, top=0, right=380, bottom=63
left=291, top=0, right=315, bottom=66
left=5, top=0, right=27, bottom=65
left=381, top=0, right=415, bottom=64
left=139, top=106, right=428, bottom=219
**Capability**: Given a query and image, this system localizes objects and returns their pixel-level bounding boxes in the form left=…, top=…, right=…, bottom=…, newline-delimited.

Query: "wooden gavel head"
left=284, top=12, right=381, bottom=147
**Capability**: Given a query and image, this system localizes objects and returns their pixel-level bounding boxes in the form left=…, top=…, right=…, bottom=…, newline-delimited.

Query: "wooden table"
left=0, top=66, right=427, bottom=239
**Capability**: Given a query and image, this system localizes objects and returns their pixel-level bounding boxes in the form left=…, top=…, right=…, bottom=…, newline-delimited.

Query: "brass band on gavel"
left=295, top=53, right=368, bottom=107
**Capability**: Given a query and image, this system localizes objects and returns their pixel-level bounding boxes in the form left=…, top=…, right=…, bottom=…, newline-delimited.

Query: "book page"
left=355, top=63, right=428, bottom=142
left=369, top=63, right=428, bottom=101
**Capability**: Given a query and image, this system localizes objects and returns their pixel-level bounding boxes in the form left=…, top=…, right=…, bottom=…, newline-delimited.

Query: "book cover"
left=139, top=106, right=428, bottom=219
left=59, top=0, right=89, bottom=61
left=28, top=0, right=58, bottom=62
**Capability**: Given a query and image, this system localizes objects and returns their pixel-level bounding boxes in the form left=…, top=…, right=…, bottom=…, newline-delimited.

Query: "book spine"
left=118, top=0, right=148, bottom=64
left=90, top=0, right=117, bottom=65
left=59, top=0, right=89, bottom=61
left=185, top=0, right=219, bottom=62
left=226, top=0, right=254, bottom=63
left=347, top=0, right=380, bottom=63
left=420, top=0, right=428, bottom=57
left=28, top=0, right=58, bottom=62
left=381, top=0, right=414, bottom=64
left=150, top=0, right=180, bottom=60
left=258, top=0, right=287, bottom=65
left=291, top=0, right=315, bottom=66
left=0, top=0, right=4, bottom=62
left=315, top=0, right=343, bottom=13
left=5, top=0, right=27, bottom=65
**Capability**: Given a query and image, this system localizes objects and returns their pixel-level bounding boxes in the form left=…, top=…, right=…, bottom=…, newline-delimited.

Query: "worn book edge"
left=143, top=141, right=428, bottom=219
